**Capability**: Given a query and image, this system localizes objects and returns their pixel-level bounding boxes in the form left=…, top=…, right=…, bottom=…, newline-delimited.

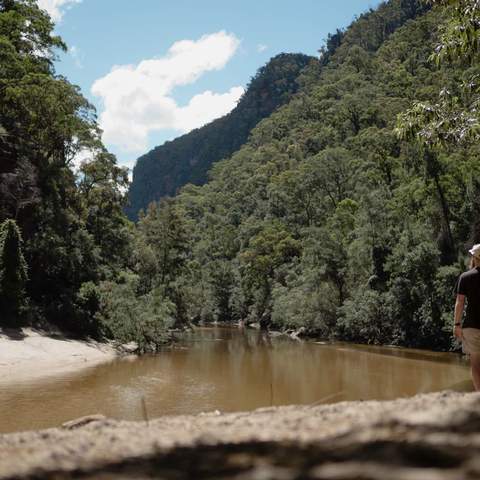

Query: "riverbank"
left=0, top=328, right=117, bottom=384
left=0, top=390, right=478, bottom=479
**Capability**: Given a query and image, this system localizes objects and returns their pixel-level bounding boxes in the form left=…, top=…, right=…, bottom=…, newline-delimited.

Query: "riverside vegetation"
left=0, top=0, right=479, bottom=353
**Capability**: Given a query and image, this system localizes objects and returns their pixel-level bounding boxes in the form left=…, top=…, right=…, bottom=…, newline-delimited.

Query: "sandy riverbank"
left=0, top=391, right=479, bottom=479
left=0, top=328, right=117, bottom=384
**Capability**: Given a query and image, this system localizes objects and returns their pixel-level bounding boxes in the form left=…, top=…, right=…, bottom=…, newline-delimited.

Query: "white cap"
left=469, top=244, right=480, bottom=257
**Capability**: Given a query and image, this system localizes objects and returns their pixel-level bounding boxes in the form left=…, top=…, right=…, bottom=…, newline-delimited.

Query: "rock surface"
left=118, top=341, right=139, bottom=354
left=1, top=391, right=480, bottom=479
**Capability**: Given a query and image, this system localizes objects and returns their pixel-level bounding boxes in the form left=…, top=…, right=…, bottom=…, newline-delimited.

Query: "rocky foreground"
left=1, top=391, right=480, bottom=479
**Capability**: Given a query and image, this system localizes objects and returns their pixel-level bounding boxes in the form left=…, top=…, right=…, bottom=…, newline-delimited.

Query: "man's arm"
left=454, top=294, right=465, bottom=339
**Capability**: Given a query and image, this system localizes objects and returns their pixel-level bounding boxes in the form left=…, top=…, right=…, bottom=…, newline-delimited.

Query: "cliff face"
left=1, top=391, right=479, bottom=479
left=126, top=53, right=314, bottom=220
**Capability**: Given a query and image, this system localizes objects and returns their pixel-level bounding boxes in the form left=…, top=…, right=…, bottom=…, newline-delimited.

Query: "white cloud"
left=71, top=148, right=132, bottom=190
left=69, top=45, right=83, bottom=68
left=257, top=44, right=268, bottom=53
left=70, top=146, right=95, bottom=171
left=37, top=0, right=81, bottom=22
left=176, top=87, right=245, bottom=133
left=92, top=31, right=244, bottom=153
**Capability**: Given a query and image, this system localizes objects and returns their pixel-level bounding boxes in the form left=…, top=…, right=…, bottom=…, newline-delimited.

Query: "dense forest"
left=0, top=0, right=478, bottom=353
left=134, top=0, right=479, bottom=351
left=0, top=0, right=132, bottom=336
left=127, top=53, right=314, bottom=220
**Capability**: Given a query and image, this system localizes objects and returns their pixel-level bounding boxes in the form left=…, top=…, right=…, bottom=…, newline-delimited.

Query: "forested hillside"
left=126, top=53, right=314, bottom=220
left=134, top=0, right=480, bottom=351
left=1, top=0, right=478, bottom=354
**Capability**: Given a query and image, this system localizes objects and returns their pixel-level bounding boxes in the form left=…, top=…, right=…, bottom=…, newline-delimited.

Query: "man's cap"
left=469, top=244, right=480, bottom=257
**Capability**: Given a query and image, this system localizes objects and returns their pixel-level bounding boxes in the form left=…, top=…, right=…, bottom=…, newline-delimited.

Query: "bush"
left=74, top=282, right=102, bottom=337
left=335, top=261, right=458, bottom=350
left=95, top=272, right=175, bottom=352
left=271, top=279, right=336, bottom=335
left=336, top=289, right=398, bottom=344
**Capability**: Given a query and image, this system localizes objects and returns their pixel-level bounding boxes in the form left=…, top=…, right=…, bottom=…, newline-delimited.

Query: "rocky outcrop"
left=1, top=391, right=479, bottom=479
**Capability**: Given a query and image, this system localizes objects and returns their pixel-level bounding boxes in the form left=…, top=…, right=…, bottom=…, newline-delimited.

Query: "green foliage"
left=0, top=1, right=133, bottom=337
left=0, top=0, right=472, bottom=354
left=137, top=200, right=189, bottom=288
left=208, top=260, right=235, bottom=322
left=240, top=222, right=301, bottom=325
left=131, top=0, right=474, bottom=351
left=271, top=266, right=336, bottom=335
left=397, top=0, right=480, bottom=147
left=0, top=219, right=27, bottom=325
left=78, top=151, right=132, bottom=276
left=337, top=290, right=395, bottom=344
left=74, top=281, right=102, bottom=336
left=94, top=273, right=174, bottom=353
left=429, top=0, right=480, bottom=64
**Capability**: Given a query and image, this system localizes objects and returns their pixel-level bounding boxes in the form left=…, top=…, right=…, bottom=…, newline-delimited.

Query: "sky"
left=38, top=0, right=383, bottom=171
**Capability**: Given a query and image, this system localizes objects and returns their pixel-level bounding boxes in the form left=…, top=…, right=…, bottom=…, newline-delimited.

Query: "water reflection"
left=0, top=327, right=471, bottom=433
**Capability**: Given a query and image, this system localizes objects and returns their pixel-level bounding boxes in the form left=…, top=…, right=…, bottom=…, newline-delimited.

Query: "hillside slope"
left=134, top=0, right=480, bottom=351
left=126, top=53, right=314, bottom=220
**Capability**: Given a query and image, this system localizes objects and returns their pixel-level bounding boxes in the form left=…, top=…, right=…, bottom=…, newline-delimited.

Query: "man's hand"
left=454, top=294, right=465, bottom=340
left=454, top=325, right=463, bottom=340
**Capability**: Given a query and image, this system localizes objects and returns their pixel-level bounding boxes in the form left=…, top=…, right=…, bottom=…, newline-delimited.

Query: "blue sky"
left=42, top=0, right=383, bottom=170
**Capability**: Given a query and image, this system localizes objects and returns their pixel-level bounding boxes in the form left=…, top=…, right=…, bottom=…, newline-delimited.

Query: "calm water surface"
left=0, top=326, right=471, bottom=433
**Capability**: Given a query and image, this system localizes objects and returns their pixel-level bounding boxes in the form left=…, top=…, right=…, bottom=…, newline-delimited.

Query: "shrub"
left=95, top=272, right=175, bottom=352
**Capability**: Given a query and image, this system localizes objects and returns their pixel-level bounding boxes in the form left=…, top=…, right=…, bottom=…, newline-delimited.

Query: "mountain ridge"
left=126, top=53, right=315, bottom=220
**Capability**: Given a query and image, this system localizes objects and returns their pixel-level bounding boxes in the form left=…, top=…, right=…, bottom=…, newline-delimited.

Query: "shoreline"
left=0, top=328, right=117, bottom=385
left=0, top=325, right=468, bottom=386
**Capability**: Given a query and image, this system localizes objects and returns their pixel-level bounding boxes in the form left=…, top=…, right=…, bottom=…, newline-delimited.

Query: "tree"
left=137, top=200, right=189, bottom=288
left=78, top=150, right=132, bottom=276
left=0, top=219, right=27, bottom=325
left=240, top=222, right=301, bottom=325
left=0, top=1, right=132, bottom=334
left=136, top=200, right=191, bottom=325
left=397, top=0, right=480, bottom=147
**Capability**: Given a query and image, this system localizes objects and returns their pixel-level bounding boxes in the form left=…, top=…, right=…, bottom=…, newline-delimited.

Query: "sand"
left=0, top=328, right=117, bottom=384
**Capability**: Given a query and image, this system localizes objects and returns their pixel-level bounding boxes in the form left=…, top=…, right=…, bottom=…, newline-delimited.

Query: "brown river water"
left=0, top=326, right=472, bottom=434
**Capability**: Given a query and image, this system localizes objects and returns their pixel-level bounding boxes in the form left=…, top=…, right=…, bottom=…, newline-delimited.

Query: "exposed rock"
left=1, top=391, right=480, bottom=479
left=118, top=342, right=139, bottom=354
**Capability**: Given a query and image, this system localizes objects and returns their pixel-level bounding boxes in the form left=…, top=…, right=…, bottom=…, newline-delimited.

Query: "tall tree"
left=0, top=219, right=27, bottom=325
left=0, top=0, right=131, bottom=332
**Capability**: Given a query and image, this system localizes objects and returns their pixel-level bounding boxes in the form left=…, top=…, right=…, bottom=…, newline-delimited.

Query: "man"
left=454, top=243, right=480, bottom=390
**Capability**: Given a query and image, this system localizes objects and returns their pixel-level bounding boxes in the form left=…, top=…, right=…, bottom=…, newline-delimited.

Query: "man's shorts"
left=462, top=328, right=480, bottom=354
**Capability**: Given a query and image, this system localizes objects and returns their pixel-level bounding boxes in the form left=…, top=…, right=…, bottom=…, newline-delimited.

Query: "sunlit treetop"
left=396, top=0, right=480, bottom=147
left=0, top=0, right=65, bottom=71
left=429, top=0, right=480, bottom=65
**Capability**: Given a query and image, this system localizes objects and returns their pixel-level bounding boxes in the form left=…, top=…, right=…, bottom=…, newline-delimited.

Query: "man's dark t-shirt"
left=457, top=267, right=480, bottom=329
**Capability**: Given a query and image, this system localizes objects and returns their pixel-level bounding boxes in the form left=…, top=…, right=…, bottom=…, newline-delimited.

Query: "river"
left=0, top=326, right=471, bottom=434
